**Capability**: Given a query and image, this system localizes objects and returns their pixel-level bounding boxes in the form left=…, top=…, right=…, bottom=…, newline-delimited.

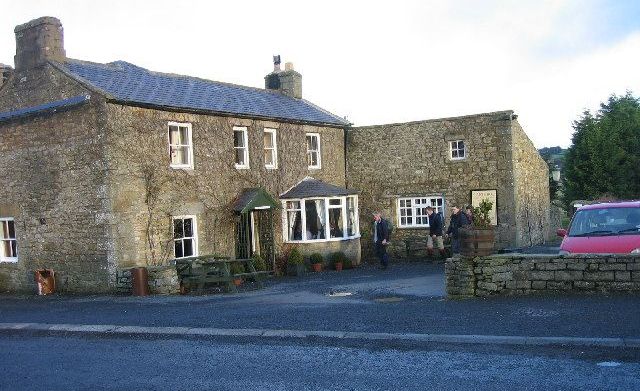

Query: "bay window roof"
left=280, top=177, right=358, bottom=199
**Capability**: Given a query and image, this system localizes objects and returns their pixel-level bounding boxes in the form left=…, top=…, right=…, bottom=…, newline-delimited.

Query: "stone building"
left=347, top=113, right=550, bottom=261
left=0, top=17, right=549, bottom=293
left=0, top=17, right=360, bottom=292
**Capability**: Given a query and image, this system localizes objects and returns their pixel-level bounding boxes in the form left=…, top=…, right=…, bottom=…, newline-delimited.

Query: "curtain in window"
left=315, top=199, right=326, bottom=239
left=347, top=197, right=356, bottom=236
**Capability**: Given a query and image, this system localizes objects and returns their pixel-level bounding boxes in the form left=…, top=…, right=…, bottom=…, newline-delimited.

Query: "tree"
left=562, top=92, right=640, bottom=209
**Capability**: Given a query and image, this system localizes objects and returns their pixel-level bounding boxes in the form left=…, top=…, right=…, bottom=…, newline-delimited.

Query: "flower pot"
left=233, top=278, right=243, bottom=286
left=335, top=262, right=343, bottom=272
left=312, top=263, right=323, bottom=272
left=460, top=227, right=495, bottom=257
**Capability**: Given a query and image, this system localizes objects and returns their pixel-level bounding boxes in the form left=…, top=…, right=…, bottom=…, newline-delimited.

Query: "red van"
left=557, top=201, right=640, bottom=254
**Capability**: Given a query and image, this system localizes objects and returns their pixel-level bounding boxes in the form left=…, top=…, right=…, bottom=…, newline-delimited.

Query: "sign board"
left=471, top=189, right=497, bottom=226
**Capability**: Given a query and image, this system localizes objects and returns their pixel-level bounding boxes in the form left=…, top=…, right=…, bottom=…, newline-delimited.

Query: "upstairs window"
left=234, top=126, right=249, bottom=169
left=264, top=128, right=278, bottom=169
left=398, top=196, right=444, bottom=228
left=173, top=216, right=197, bottom=259
left=0, top=218, right=18, bottom=262
left=306, top=133, right=321, bottom=169
left=449, top=140, right=466, bottom=160
left=168, top=122, right=193, bottom=169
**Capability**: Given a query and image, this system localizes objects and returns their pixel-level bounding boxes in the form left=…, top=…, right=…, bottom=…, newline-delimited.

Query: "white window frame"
left=172, top=215, right=198, bottom=259
left=264, top=128, right=278, bottom=169
left=168, top=122, right=194, bottom=169
left=449, top=140, right=466, bottom=160
left=0, top=217, right=18, bottom=263
left=234, top=126, right=249, bottom=169
left=397, top=196, right=445, bottom=228
left=306, top=133, right=321, bottom=169
left=282, top=195, right=359, bottom=243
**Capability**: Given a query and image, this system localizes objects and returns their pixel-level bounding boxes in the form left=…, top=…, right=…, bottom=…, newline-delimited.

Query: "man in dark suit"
left=446, top=205, right=470, bottom=254
left=373, top=212, right=391, bottom=269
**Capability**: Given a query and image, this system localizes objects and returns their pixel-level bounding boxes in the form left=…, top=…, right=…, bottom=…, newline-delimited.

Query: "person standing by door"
left=426, top=206, right=445, bottom=259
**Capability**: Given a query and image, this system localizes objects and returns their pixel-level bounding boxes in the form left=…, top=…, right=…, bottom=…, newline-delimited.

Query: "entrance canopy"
left=233, top=188, right=279, bottom=214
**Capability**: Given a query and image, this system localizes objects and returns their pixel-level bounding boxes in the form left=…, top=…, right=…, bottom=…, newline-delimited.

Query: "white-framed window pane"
left=329, top=208, right=344, bottom=238
left=398, top=197, right=444, bottom=228
left=235, top=148, right=246, bottom=166
left=168, top=123, right=192, bottom=167
left=173, top=217, right=196, bottom=259
left=264, top=129, right=277, bottom=168
left=264, top=132, right=274, bottom=148
left=234, top=128, right=249, bottom=168
left=0, top=219, right=18, bottom=259
left=450, top=140, right=465, bottom=159
left=287, top=210, right=302, bottom=241
left=305, top=199, right=326, bottom=240
left=306, top=133, right=321, bottom=168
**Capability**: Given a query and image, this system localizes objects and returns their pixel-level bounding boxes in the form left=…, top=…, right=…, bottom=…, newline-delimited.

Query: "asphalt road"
left=1, top=261, right=639, bottom=390
left=1, top=263, right=639, bottom=338
left=2, top=335, right=639, bottom=391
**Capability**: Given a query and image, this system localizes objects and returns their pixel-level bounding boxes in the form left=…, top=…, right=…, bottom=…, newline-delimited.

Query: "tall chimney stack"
left=264, top=55, right=302, bottom=99
left=14, top=16, right=66, bottom=71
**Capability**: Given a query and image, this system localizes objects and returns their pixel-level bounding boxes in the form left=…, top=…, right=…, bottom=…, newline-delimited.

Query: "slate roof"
left=57, top=59, right=349, bottom=127
left=280, top=177, right=358, bottom=199
left=0, top=94, right=90, bottom=123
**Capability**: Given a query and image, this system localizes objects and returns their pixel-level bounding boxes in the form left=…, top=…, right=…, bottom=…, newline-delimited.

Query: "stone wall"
left=0, top=64, right=114, bottom=293
left=115, top=265, right=179, bottom=295
left=446, top=254, right=640, bottom=298
left=346, top=111, right=548, bottom=262
left=103, top=104, right=347, bottom=269
left=511, top=121, right=551, bottom=246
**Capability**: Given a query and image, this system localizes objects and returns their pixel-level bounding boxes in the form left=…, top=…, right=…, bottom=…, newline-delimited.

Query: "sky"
left=2, top=0, right=640, bottom=148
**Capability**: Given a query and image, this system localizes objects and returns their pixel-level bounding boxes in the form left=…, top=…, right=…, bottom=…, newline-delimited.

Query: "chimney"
left=14, top=16, right=66, bottom=71
left=0, top=64, right=13, bottom=88
left=264, top=55, right=302, bottom=99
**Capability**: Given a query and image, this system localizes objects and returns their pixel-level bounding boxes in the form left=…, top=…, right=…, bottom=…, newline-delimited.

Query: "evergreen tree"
left=562, top=92, right=640, bottom=209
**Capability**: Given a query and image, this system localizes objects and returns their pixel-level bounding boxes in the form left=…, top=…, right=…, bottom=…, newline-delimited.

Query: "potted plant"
left=461, top=199, right=495, bottom=257
left=286, top=248, right=305, bottom=277
left=330, top=251, right=347, bottom=272
left=230, top=262, right=245, bottom=286
left=310, top=253, right=323, bottom=272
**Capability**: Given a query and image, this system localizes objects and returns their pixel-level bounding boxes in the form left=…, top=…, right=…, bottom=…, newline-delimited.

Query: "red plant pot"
left=312, top=263, right=322, bottom=272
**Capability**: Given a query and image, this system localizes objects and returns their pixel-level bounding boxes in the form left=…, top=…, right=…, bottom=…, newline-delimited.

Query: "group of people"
left=372, top=205, right=474, bottom=269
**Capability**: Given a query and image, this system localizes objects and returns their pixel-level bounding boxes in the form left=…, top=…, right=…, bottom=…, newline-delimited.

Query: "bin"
left=131, top=267, right=150, bottom=296
left=34, top=269, right=56, bottom=295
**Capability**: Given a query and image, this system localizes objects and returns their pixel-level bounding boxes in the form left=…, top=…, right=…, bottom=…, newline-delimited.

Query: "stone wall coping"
left=349, top=110, right=514, bottom=130
left=481, top=253, right=638, bottom=260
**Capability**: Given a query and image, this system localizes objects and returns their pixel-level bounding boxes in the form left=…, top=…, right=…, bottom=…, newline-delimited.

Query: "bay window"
left=283, top=196, right=359, bottom=242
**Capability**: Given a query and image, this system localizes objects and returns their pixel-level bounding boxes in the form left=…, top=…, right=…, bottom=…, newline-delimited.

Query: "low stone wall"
left=115, top=265, right=179, bottom=295
left=446, top=254, right=640, bottom=298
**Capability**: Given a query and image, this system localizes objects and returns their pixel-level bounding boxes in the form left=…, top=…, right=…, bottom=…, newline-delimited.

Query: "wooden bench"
left=175, top=255, right=270, bottom=294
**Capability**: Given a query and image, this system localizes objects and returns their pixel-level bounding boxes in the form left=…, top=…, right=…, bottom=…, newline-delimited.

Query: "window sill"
left=235, top=165, right=250, bottom=170
left=0, top=258, right=18, bottom=264
left=308, top=166, right=322, bottom=170
left=398, top=226, right=430, bottom=229
left=265, top=165, right=278, bottom=170
left=449, top=157, right=467, bottom=162
left=285, top=235, right=361, bottom=244
left=170, top=165, right=194, bottom=170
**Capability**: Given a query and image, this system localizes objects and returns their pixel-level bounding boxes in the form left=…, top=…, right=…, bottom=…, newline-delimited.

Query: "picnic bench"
left=174, top=255, right=270, bottom=294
